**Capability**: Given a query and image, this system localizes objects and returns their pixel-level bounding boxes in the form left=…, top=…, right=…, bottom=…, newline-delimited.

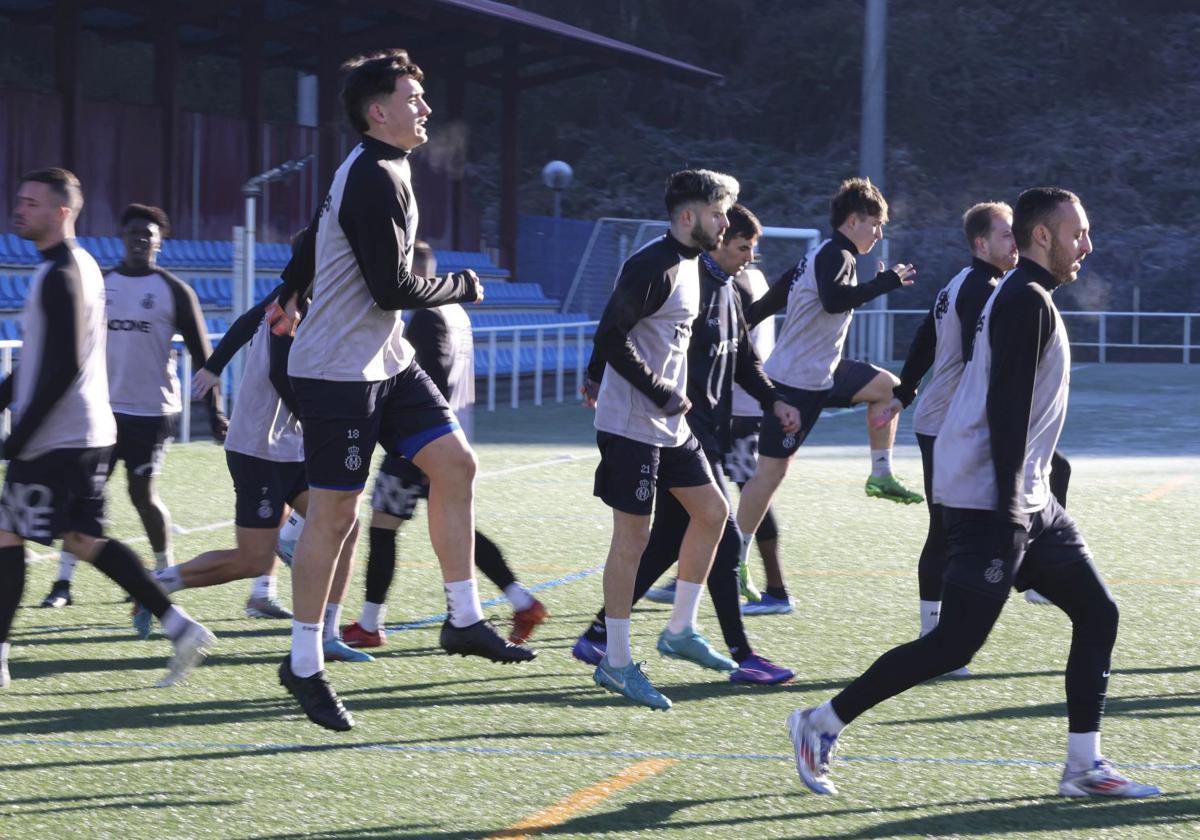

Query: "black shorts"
left=0, top=447, right=112, bottom=545
left=593, top=432, right=715, bottom=516
left=723, top=415, right=762, bottom=485
left=113, top=412, right=179, bottom=477
left=292, top=363, right=458, bottom=492
left=226, top=451, right=308, bottom=529
left=758, top=359, right=885, bottom=459
left=371, top=454, right=429, bottom=521
left=942, top=497, right=1093, bottom=601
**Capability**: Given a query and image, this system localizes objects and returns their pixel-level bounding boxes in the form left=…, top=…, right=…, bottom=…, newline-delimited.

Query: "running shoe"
left=741, top=593, right=795, bottom=615
left=275, top=536, right=296, bottom=567
left=278, top=655, right=354, bottom=731
left=730, top=652, right=795, bottom=685
left=644, top=578, right=677, bottom=604
left=1058, top=759, right=1162, bottom=798
left=571, top=633, right=607, bottom=666
left=440, top=619, right=535, bottom=663
left=39, top=580, right=73, bottom=608
left=864, top=474, right=924, bottom=504
left=656, top=627, right=736, bottom=671
left=157, top=622, right=216, bottom=687
left=509, top=598, right=549, bottom=644
left=341, top=621, right=386, bottom=648
left=739, top=558, right=762, bottom=603
left=131, top=603, right=153, bottom=640
left=593, top=657, right=671, bottom=710
left=244, top=596, right=293, bottom=619
left=786, top=707, right=839, bottom=794
left=323, top=636, right=375, bottom=663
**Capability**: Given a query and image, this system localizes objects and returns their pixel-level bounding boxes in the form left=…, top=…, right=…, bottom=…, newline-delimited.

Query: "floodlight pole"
left=860, top=0, right=890, bottom=362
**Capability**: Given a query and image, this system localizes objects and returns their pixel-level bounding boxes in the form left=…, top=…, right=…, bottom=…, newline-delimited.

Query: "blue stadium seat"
left=0, top=275, right=22, bottom=309
left=98, top=236, right=123, bottom=264
left=205, top=316, right=228, bottom=337
left=0, top=319, right=22, bottom=341
left=255, top=277, right=277, bottom=301
left=209, top=277, right=232, bottom=307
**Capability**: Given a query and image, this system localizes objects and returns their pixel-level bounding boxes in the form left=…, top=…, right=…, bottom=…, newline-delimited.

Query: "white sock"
left=444, top=578, right=484, bottom=628
left=359, top=601, right=385, bottom=633
left=1, top=641, right=9, bottom=668
left=1067, top=731, right=1101, bottom=773
left=919, top=600, right=941, bottom=637
left=323, top=603, right=342, bottom=641
left=504, top=582, right=535, bottom=611
left=153, top=549, right=173, bottom=571
left=667, top=580, right=705, bottom=635
left=290, top=620, right=324, bottom=677
left=605, top=617, right=632, bottom=668
left=160, top=605, right=193, bottom=641
left=812, top=700, right=847, bottom=736
left=870, top=448, right=893, bottom=478
left=279, top=512, right=305, bottom=543
left=57, top=551, right=79, bottom=583
left=738, top=532, right=753, bottom=565
left=250, top=574, right=274, bottom=601
left=155, top=566, right=184, bottom=595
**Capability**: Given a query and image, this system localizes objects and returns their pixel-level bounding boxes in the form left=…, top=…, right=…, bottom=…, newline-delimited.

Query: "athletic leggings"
left=365, top=528, right=514, bottom=605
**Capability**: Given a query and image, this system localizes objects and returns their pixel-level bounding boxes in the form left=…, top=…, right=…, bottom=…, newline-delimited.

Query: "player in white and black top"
left=787, top=188, right=1161, bottom=799
left=273, top=50, right=531, bottom=732
left=40, top=204, right=227, bottom=610
left=582, top=169, right=741, bottom=711
left=341, top=242, right=549, bottom=650
left=0, top=168, right=214, bottom=689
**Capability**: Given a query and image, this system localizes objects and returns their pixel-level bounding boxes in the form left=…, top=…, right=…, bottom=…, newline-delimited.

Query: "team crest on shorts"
left=258, top=498, right=274, bottom=520
left=345, top=445, right=363, bottom=472
left=782, top=433, right=797, bottom=449
left=635, top=479, right=652, bottom=502
left=984, top=557, right=1005, bottom=584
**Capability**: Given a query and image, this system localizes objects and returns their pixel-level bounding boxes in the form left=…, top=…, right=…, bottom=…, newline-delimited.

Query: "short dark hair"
left=120, top=203, right=171, bottom=238
left=664, top=169, right=739, bottom=218
left=725, top=204, right=762, bottom=242
left=1012, top=187, right=1080, bottom=250
left=962, top=202, right=1011, bottom=249
left=830, top=177, right=887, bottom=230
left=341, top=49, right=425, bottom=134
left=21, top=167, right=83, bottom=214
left=412, top=239, right=436, bottom=275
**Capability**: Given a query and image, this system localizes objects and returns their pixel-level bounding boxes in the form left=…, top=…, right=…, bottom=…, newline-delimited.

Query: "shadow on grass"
left=0, top=790, right=242, bottom=817
left=877, top=690, right=1200, bottom=726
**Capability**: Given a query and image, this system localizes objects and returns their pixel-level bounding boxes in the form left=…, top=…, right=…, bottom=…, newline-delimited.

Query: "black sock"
left=583, top=610, right=607, bottom=642
left=0, top=545, right=26, bottom=642
left=474, top=531, right=515, bottom=591
left=365, top=527, right=397, bottom=604
left=730, top=645, right=752, bottom=664
left=93, top=539, right=171, bottom=618
left=766, top=586, right=789, bottom=600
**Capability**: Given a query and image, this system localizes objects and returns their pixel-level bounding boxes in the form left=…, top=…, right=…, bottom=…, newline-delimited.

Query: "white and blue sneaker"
left=741, top=593, right=794, bottom=615
left=656, top=627, right=736, bottom=672
left=275, top=537, right=297, bottom=568
left=787, top=707, right=839, bottom=795
left=644, top=578, right=677, bottom=604
left=593, top=657, right=671, bottom=710
left=323, top=637, right=375, bottom=663
left=131, top=603, right=154, bottom=640
left=1058, top=759, right=1161, bottom=798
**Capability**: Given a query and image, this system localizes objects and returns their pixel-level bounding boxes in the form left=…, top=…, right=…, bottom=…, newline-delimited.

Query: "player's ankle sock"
left=93, top=540, right=171, bottom=618
left=154, top=566, right=184, bottom=594
left=730, top=645, right=752, bottom=664
left=57, top=551, right=79, bottom=583
left=0, top=641, right=9, bottom=671
left=765, top=585, right=789, bottom=601
left=666, top=580, right=704, bottom=635
left=444, top=578, right=484, bottom=628
left=160, top=605, right=196, bottom=641
left=322, top=603, right=342, bottom=641
left=1067, top=731, right=1101, bottom=773
left=290, top=621, right=324, bottom=678
left=739, top=532, right=753, bottom=565
left=870, top=449, right=893, bottom=478
left=153, top=550, right=173, bottom=572
left=583, top=611, right=607, bottom=643
left=812, top=700, right=847, bottom=736
left=919, top=600, right=941, bottom=637
left=250, top=574, right=274, bottom=601
left=604, top=618, right=632, bottom=668
left=279, top=512, right=305, bottom=544
left=504, top=582, right=535, bottom=611
left=358, top=601, right=384, bottom=633
left=0, top=545, right=27, bottom=642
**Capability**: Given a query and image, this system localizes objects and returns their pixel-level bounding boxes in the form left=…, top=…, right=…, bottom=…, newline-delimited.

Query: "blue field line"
left=2, top=735, right=1199, bottom=774
left=385, top=564, right=604, bottom=631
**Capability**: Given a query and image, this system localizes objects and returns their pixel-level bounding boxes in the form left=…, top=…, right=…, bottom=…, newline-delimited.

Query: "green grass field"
left=2, top=363, right=1198, bottom=839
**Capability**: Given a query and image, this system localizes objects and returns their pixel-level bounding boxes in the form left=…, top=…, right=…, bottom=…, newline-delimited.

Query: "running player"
left=40, top=204, right=227, bottom=609
left=787, top=187, right=1160, bottom=799
left=0, top=168, right=213, bottom=688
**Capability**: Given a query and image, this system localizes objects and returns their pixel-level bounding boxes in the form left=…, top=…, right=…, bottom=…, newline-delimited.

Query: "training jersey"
left=731, top=267, right=776, bottom=418
left=590, top=233, right=701, bottom=447
left=898, top=258, right=1005, bottom=436
left=933, top=258, right=1070, bottom=524
left=289, top=134, right=477, bottom=382
left=406, top=303, right=475, bottom=440
left=223, top=313, right=303, bottom=463
left=5, top=240, right=115, bottom=459
left=762, top=231, right=902, bottom=391
left=104, top=266, right=211, bottom=416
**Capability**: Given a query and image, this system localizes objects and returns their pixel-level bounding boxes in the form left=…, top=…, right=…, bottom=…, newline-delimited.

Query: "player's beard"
left=690, top=219, right=721, bottom=251
left=1047, top=237, right=1080, bottom=283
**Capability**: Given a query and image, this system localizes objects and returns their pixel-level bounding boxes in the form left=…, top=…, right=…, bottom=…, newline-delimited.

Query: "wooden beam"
left=499, top=39, right=519, bottom=273
left=55, top=0, right=82, bottom=170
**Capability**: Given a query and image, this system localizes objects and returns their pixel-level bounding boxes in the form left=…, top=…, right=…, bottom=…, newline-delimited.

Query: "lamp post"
left=541, top=159, right=573, bottom=218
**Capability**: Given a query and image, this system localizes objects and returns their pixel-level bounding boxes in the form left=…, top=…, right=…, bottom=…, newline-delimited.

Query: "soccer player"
left=573, top=204, right=799, bottom=686
left=733, top=178, right=920, bottom=564
left=276, top=50, right=531, bottom=732
left=0, top=168, right=214, bottom=688
left=342, top=241, right=547, bottom=649
left=584, top=169, right=741, bottom=710
left=787, top=187, right=1161, bottom=799
left=40, top=204, right=227, bottom=609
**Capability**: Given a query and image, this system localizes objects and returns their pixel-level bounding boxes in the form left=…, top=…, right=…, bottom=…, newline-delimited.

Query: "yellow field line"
left=1139, top=475, right=1191, bottom=502
left=484, top=758, right=677, bottom=839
